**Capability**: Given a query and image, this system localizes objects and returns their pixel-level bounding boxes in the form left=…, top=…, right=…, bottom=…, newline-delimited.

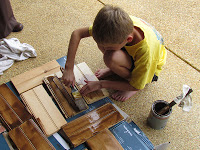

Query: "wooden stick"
left=158, top=89, right=193, bottom=115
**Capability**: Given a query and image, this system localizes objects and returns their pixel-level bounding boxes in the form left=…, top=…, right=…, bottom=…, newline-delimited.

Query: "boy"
left=62, top=5, right=166, bottom=101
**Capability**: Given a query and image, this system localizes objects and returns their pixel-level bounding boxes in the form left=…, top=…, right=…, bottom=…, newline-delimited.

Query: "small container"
left=147, top=100, right=172, bottom=130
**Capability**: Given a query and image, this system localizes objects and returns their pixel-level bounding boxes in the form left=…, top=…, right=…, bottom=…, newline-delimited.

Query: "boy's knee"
left=103, top=50, right=118, bottom=67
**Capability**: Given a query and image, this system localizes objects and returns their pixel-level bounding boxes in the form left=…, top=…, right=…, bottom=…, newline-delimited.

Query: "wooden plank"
left=8, top=119, right=56, bottom=150
left=9, top=126, right=35, bottom=150
left=60, top=103, right=124, bottom=148
left=53, top=76, right=80, bottom=112
left=74, top=62, right=109, bottom=104
left=44, top=76, right=77, bottom=118
left=77, top=62, right=99, bottom=81
left=62, top=103, right=117, bottom=136
left=86, top=129, right=124, bottom=150
left=11, top=60, right=60, bottom=94
left=21, top=85, right=67, bottom=136
left=0, top=84, right=32, bottom=131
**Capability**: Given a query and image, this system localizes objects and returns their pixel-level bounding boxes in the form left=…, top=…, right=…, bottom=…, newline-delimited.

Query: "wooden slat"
left=8, top=119, right=56, bottom=150
left=86, top=129, right=124, bottom=150
left=21, top=85, right=67, bottom=136
left=74, top=62, right=109, bottom=104
left=53, top=76, right=80, bottom=112
left=0, top=84, right=32, bottom=130
left=9, top=127, right=35, bottom=150
left=44, top=76, right=76, bottom=118
left=62, top=103, right=116, bottom=136
left=11, top=60, right=60, bottom=94
left=60, top=103, right=124, bottom=148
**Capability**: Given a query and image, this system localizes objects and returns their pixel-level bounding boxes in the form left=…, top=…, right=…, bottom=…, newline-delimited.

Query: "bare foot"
left=111, top=90, right=138, bottom=102
left=95, top=68, right=114, bottom=79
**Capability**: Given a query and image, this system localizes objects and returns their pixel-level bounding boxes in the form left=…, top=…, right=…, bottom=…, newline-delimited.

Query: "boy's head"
left=92, top=5, right=133, bottom=45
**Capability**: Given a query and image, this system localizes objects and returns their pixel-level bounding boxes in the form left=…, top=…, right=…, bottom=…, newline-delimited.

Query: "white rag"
left=0, top=38, right=37, bottom=75
left=174, top=85, right=193, bottom=112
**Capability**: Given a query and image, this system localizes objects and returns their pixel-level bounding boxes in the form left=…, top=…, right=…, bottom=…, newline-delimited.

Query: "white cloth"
left=0, top=38, right=37, bottom=75
left=174, top=85, right=193, bottom=112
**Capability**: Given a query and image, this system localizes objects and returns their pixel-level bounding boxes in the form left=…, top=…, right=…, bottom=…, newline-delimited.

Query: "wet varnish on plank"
left=60, top=103, right=124, bottom=148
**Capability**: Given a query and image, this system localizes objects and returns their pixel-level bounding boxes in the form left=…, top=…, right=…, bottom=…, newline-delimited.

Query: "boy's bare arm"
left=80, top=80, right=138, bottom=96
left=62, top=27, right=91, bottom=87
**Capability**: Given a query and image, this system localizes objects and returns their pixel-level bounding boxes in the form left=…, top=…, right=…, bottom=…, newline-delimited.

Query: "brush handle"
left=158, top=88, right=193, bottom=115
left=157, top=101, right=176, bottom=115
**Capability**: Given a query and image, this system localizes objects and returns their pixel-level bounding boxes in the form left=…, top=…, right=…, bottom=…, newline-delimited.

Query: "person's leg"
left=102, top=49, right=138, bottom=101
left=103, top=49, right=132, bottom=80
left=0, top=0, right=23, bottom=39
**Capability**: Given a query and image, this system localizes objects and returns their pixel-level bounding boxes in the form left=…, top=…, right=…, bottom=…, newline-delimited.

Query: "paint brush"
left=158, top=88, right=193, bottom=115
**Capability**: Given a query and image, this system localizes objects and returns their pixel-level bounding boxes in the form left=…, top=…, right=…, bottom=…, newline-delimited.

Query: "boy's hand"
left=80, top=80, right=102, bottom=96
left=62, top=69, right=75, bottom=87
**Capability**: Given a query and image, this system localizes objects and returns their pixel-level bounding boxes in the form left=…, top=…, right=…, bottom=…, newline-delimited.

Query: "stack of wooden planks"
left=0, top=59, right=125, bottom=149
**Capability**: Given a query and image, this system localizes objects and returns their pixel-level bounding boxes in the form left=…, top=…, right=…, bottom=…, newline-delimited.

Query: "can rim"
left=152, top=100, right=172, bottom=118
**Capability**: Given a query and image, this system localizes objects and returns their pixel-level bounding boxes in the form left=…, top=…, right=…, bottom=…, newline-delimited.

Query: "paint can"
left=147, top=100, right=172, bottom=130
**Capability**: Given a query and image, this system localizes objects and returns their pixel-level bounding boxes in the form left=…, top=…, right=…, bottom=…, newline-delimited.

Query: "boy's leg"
left=103, top=49, right=138, bottom=101
left=103, top=49, right=132, bottom=80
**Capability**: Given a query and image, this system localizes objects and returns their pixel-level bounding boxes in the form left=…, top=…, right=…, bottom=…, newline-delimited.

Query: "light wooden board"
left=21, top=85, right=67, bottom=136
left=11, top=60, right=61, bottom=94
left=74, top=62, right=109, bottom=104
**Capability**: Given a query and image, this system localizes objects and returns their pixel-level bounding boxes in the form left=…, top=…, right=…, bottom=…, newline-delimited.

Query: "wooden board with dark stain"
left=8, top=119, right=56, bottom=150
left=45, top=76, right=77, bottom=117
left=60, top=103, right=124, bottom=148
left=86, top=129, right=124, bottom=150
left=0, top=84, right=32, bottom=130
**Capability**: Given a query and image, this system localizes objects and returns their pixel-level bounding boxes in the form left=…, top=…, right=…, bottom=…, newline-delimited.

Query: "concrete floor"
left=1, top=0, right=200, bottom=149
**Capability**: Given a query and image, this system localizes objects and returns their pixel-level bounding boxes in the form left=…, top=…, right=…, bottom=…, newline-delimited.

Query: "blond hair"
left=92, top=5, right=133, bottom=44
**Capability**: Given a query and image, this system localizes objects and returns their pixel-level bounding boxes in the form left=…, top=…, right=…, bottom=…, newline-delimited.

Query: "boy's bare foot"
left=95, top=68, right=114, bottom=79
left=111, top=90, right=138, bottom=102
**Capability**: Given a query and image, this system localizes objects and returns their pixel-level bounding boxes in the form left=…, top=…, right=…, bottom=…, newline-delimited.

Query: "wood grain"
left=8, top=119, right=56, bottom=150
left=62, top=103, right=117, bottom=135
left=0, top=84, right=32, bottom=130
left=21, top=85, right=67, bottom=136
left=60, top=103, right=124, bottom=148
left=44, top=76, right=77, bottom=117
left=74, top=62, right=109, bottom=104
left=86, top=129, right=124, bottom=150
left=53, top=76, right=79, bottom=112
left=11, top=60, right=60, bottom=94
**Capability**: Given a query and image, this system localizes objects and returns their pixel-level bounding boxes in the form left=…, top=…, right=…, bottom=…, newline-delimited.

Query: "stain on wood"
left=0, top=84, right=32, bottom=131
left=60, top=103, right=124, bottom=148
left=86, top=129, right=124, bottom=150
left=44, top=75, right=88, bottom=118
left=8, top=119, right=56, bottom=150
